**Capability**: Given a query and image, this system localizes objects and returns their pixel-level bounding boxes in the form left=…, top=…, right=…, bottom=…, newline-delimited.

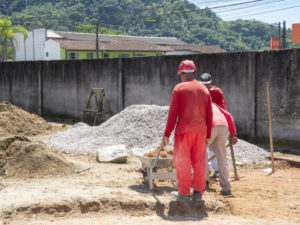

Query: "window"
left=87, top=53, right=93, bottom=59
left=118, top=54, right=130, bottom=58
left=67, top=53, right=79, bottom=59
left=135, top=54, right=145, bottom=57
left=46, top=52, right=49, bottom=57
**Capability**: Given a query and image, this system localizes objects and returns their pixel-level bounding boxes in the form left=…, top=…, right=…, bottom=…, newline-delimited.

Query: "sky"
left=189, top=0, right=300, bottom=28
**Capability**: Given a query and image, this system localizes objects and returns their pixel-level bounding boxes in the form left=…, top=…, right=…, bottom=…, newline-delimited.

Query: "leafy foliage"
left=73, top=24, right=124, bottom=35
left=0, top=0, right=298, bottom=52
left=0, top=18, right=28, bottom=61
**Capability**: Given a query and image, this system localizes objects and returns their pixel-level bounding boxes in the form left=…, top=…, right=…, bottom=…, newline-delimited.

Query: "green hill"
left=0, top=0, right=296, bottom=51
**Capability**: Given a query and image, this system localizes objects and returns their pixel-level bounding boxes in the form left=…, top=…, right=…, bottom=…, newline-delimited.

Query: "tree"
left=0, top=19, right=28, bottom=61
left=73, top=24, right=125, bottom=35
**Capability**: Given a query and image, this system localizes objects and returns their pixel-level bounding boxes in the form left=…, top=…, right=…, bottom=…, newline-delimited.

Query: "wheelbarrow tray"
left=131, top=148, right=176, bottom=190
left=131, top=148, right=174, bottom=168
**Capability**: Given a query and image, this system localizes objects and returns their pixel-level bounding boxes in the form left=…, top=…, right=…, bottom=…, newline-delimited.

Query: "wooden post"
left=266, top=82, right=275, bottom=173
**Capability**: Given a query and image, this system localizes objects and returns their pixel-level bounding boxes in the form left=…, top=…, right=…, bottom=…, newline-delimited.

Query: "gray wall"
left=0, top=49, right=299, bottom=148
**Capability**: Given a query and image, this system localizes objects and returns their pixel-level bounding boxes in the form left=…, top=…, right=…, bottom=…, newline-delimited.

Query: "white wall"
left=33, top=28, right=46, bottom=60
left=24, top=31, right=34, bottom=60
left=44, top=40, right=61, bottom=60
left=13, top=28, right=47, bottom=61
left=13, top=33, right=25, bottom=61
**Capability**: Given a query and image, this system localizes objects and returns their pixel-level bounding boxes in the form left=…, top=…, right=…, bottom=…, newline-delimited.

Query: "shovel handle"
left=230, top=145, right=239, bottom=180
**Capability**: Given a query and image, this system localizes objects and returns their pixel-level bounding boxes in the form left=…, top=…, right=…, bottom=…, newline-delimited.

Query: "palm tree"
left=0, top=19, right=28, bottom=62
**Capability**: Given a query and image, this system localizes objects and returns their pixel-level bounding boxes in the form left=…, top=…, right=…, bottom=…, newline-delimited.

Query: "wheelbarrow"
left=131, top=147, right=177, bottom=190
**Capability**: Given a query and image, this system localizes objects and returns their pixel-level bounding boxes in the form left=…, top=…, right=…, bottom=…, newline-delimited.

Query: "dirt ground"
left=0, top=102, right=299, bottom=224
left=0, top=152, right=299, bottom=225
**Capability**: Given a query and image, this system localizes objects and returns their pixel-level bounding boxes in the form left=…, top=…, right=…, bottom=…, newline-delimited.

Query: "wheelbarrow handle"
left=151, top=147, right=163, bottom=168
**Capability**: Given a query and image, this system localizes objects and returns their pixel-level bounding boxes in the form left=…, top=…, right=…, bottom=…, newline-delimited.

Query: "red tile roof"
left=54, top=39, right=172, bottom=52
left=168, top=45, right=224, bottom=53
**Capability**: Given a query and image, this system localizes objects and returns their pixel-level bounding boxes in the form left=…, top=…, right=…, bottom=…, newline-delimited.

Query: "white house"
left=14, top=28, right=47, bottom=61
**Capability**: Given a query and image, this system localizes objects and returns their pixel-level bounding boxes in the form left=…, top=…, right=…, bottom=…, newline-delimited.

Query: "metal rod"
left=282, top=20, right=286, bottom=49
left=96, top=22, right=99, bottom=59
left=77, top=159, right=93, bottom=174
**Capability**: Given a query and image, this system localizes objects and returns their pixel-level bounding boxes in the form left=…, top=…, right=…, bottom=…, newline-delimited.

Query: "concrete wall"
left=254, top=50, right=300, bottom=146
left=0, top=49, right=299, bottom=147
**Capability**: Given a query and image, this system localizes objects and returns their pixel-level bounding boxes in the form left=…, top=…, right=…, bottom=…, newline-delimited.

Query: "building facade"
left=13, top=28, right=224, bottom=61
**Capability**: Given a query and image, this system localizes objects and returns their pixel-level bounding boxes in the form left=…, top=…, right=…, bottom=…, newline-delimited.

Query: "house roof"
left=54, top=39, right=172, bottom=52
left=48, top=30, right=187, bottom=46
left=102, top=41, right=172, bottom=52
left=54, top=39, right=99, bottom=51
left=47, top=30, right=63, bottom=39
left=168, top=45, right=224, bottom=53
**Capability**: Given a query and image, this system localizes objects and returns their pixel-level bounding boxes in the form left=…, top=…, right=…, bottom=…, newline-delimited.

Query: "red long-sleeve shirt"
left=213, top=103, right=237, bottom=135
left=210, top=86, right=227, bottom=110
left=164, top=79, right=213, bottom=139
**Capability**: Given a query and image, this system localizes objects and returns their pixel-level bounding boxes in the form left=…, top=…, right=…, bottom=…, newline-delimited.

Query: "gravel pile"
left=45, top=104, right=269, bottom=163
left=228, top=139, right=269, bottom=164
left=45, top=105, right=174, bottom=155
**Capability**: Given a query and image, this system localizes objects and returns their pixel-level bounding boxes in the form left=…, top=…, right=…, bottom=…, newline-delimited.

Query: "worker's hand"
left=160, top=136, right=169, bottom=148
left=229, top=135, right=238, bottom=145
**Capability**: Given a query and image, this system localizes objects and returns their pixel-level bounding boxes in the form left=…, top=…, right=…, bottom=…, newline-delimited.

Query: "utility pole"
left=282, top=20, right=286, bottom=49
left=278, top=22, right=281, bottom=49
left=96, top=22, right=99, bottom=59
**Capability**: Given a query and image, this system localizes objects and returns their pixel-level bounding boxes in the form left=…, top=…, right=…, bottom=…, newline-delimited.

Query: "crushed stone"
left=227, top=139, right=269, bottom=164
left=45, top=105, right=174, bottom=154
left=45, top=104, right=269, bottom=164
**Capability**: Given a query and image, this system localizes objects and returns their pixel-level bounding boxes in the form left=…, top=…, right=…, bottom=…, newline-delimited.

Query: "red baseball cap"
left=177, top=60, right=197, bottom=75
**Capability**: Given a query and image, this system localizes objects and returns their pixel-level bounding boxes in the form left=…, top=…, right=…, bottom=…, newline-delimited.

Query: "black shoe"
left=205, top=180, right=209, bottom=190
left=192, top=191, right=202, bottom=201
left=177, top=193, right=190, bottom=201
left=220, top=190, right=232, bottom=196
left=213, top=170, right=219, bottom=178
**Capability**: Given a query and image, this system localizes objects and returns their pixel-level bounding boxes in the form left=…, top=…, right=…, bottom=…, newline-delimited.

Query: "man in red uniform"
left=205, top=103, right=238, bottom=195
left=160, top=60, right=213, bottom=201
left=199, top=73, right=227, bottom=110
left=200, top=73, right=227, bottom=180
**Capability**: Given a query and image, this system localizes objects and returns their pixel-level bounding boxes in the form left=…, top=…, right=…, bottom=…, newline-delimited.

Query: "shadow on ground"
left=129, top=184, right=208, bottom=222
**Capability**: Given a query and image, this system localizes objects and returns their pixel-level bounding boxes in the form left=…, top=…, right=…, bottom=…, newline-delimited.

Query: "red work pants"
left=173, top=131, right=207, bottom=196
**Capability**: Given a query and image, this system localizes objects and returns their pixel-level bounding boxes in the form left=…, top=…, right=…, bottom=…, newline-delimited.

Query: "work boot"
left=177, top=193, right=190, bottom=201
left=192, top=191, right=202, bottom=201
left=213, top=170, right=219, bottom=178
left=205, top=180, right=210, bottom=190
left=220, top=189, right=232, bottom=196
